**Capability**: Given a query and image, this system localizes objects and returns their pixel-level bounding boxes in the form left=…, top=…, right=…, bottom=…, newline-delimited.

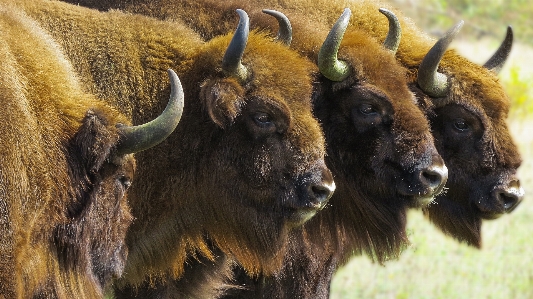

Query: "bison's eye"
left=252, top=112, right=275, bottom=129
left=453, top=118, right=469, bottom=132
left=358, top=103, right=378, bottom=116
left=118, top=175, right=132, bottom=190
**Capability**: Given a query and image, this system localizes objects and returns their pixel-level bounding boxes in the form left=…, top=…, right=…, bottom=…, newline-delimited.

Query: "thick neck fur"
left=0, top=3, right=129, bottom=297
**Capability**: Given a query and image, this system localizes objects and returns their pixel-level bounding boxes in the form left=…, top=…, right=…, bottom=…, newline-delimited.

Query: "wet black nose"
left=494, top=180, right=524, bottom=213
left=418, top=163, right=448, bottom=195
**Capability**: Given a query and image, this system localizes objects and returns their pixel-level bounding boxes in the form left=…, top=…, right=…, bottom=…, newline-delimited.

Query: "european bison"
left=73, top=0, right=524, bottom=248
left=55, top=2, right=453, bottom=298
left=0, top=3, right=183, bottom=298
left=64, top=1, right=524, bottom=298
left=17, top=0, right=335, bottom=296
left=245, top=0, right=524, bottom=248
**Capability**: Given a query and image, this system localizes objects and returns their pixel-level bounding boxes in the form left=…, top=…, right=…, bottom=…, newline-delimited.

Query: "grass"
left=331, top=1, right=533, bottom=298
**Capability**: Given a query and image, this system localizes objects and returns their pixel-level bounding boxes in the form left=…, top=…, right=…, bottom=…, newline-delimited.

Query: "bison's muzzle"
left=399, top=152, right=448, bottom=207
left=495, top=180, right=524, bottom=213
left=286, top=163, right=336, bottom=226
left=478, top=179, right=524, bottom=219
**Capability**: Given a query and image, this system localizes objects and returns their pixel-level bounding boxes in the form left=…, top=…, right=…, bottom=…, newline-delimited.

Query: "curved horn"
left=379, top=8, right=401, bottom=53
left=116, top=69, right=184, bottom=155
left=262, top=9, right=292, bottom=46
left=318, top=8, right=352, bottom=82
left=222, top=9, right=249, bottom=81
left=483, top=26, right=513, bottom=73
left=418, top=21, right=463, bottom=98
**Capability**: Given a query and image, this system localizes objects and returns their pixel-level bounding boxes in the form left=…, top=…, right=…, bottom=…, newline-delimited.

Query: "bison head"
left=415, top=24, right=524, bottom=247
left=308, top=8, right=447, bottom=262
left=53, top=70, right=183, bottom=291
left=120, top=9, right=334, bottom=280
left=196, top=9, right=335, bottom=274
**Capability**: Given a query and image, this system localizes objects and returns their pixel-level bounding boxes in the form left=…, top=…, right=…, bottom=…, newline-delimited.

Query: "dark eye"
left=453, top=118, right=469, bottom=132
left=252, top=112, right=274, bottom=128
left=359, top=103, right=378, bottom=115
left=118, top=175, right=132, bottom=190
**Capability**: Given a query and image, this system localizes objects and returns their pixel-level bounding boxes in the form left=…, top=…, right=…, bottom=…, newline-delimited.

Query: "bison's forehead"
left=194, top=31, right=317, bottom=106
left=441, top=53, right=520, bottom=167
left=244, top=32, right=316, bottom=102
left=443, top=51, right=510, bottom=119
left=340, top=31, right=418, bottom=103
left=339, top=32, right=431, bottom=131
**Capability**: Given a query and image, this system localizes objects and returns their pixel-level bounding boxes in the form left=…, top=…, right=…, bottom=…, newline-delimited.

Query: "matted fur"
left=17, top=0, right=332, bottom=297
left=0, top=3, right=135, bottom=298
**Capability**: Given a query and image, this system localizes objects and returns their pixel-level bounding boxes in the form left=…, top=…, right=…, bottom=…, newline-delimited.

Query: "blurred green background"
left=331, top=1, right=533, bottom=298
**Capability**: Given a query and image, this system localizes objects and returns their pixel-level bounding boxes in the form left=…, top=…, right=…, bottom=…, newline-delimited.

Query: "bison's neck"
left=302, top=177, right=409, bottom=264
left=18, top=0, right=202, bottom=123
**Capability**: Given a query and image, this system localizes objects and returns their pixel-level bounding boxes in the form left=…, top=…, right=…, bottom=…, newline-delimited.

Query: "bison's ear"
left=200, top=78, right=246, bottom=128
left=73, top=109, right=122, bottom=173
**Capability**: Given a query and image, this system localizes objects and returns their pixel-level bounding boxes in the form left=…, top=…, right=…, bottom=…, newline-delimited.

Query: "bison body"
left=1, top=3, right=132, bottom=298
left=54, top=1, right=457, bottom=298
left=0, top=3, right=183, bottom=297
left=71, top=0, right=524, bottom=247
left=16, top=0, right=334, bottom=296
left=61, top=1, right=524, bottom=298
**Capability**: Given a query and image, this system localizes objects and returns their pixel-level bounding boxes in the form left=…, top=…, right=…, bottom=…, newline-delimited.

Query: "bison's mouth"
left=478, top=210, right=504, bottom=220
left=283, top=207, right=320, bottom=228
left=399, top=175, right=448, bottom=209
left=405, top=194, right=436, bottom=208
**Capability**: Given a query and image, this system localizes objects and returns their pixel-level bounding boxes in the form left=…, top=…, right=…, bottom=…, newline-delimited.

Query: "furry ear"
left=73, top=109, right=122, bottom=174
left=200, top=78, right=246, bottom=128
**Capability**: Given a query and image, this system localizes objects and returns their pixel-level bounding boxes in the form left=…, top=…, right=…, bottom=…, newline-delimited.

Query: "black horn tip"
left=483, top=25, right=513, bottom=73
left=262, top=9, right=293, bottom=46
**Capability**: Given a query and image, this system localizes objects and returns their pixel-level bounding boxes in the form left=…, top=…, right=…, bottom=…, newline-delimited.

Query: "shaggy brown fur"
left=16, top=0, right=334, bottom=296
left=58, top=1, right=453, bottom=298
left=63, top=1, right=523, bottom=298
left=0, top=3, right=136, bottom=298
left=69, top=0, right=524, bottom=246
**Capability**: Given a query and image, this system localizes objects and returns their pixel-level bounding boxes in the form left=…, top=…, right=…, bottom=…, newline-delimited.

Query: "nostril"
left=312, top=185, right=331, bottom=204
left=422, top=170, right=441, bottom=187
